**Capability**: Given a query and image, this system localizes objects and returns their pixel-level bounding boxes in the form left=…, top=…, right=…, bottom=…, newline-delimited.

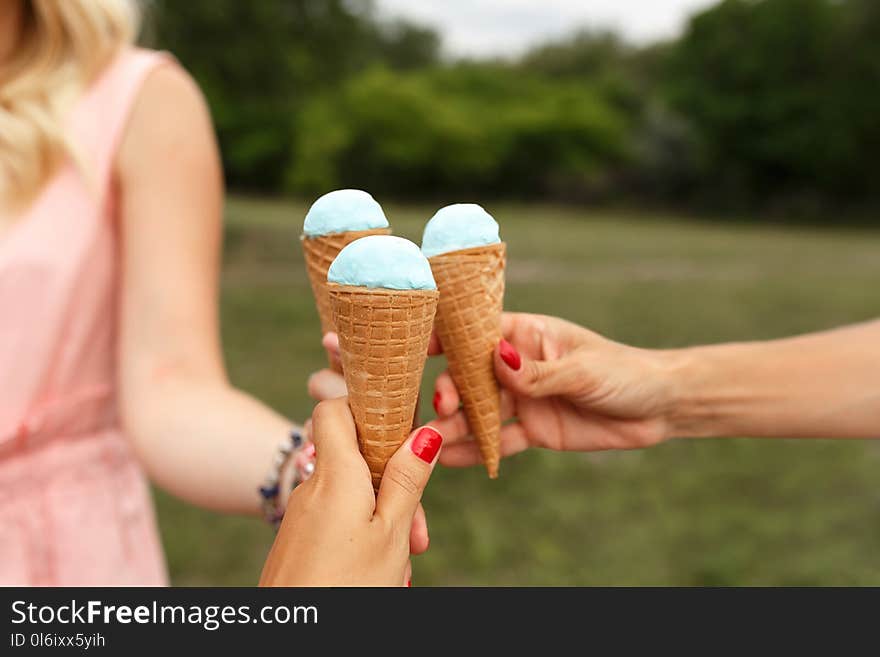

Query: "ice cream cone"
left=328, top=283, right=439, bottom=492
left=428, top=242, right=506, bottom=478
left=302, top=228, right=391, bottom=372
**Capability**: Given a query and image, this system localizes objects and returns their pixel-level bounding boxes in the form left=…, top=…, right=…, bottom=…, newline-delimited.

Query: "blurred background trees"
left=153, top=0, right=880, bottom=217
left=667, top=0, right=880, bottom=215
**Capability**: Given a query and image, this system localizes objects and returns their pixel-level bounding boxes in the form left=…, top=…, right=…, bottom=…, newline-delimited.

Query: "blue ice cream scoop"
left=328, top=235, right=436, bottom=291
left=303, top=189, right=390, bottom=237
left=420, top=203, right=500, bottom=257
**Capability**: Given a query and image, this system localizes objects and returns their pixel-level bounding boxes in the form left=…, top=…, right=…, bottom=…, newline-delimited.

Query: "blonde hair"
left=0, top=0, right=140, bottom=210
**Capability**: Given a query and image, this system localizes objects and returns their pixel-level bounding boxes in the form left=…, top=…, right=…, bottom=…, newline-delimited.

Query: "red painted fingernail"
left=410, top=427, right=442, bottom=463
left=407, top=580, right=412, bottom=587
left=432, top=390, right=442, bottom=414
left=499, top=339, right=521, bottom=371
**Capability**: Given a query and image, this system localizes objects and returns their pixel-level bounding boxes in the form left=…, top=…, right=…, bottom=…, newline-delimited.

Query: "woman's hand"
left=430, top=313, right=678, bottom=467
left=260, top=398, right=442, bottom=587
left=305, top=345, right=431, bottom=556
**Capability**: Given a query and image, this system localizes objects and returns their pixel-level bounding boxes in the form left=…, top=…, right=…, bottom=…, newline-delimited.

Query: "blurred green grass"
left=155, top=196, right=880, bottom=586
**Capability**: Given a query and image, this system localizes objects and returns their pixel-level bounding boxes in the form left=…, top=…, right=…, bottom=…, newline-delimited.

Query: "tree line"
left=154, top=0, right=880, bottom=217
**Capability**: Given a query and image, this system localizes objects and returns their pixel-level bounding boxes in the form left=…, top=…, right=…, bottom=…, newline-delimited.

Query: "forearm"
left=122, top=372, right=294, bottom=515
left=666, top=320, right=880, bottom=440
left=114, top=65, right=303, bottom=515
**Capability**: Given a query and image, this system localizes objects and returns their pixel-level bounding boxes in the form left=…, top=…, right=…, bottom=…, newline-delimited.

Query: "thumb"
left=494, top=338, right=575, bottom=399
left=310, top=397, right=362, bottom=472
left=374, top=426, right=442, bottom=527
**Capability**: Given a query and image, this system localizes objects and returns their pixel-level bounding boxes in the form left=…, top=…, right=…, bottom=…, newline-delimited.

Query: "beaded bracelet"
left=258, top=429, right=315, bottom=529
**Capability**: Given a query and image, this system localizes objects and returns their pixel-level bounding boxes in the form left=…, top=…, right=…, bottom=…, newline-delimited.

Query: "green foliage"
left=154, top=0, right=440, bottom=190
left=378, top=20, right=442, bottom=70
left=287, top=65, right=631, bottom=198
left=667, top=0, right=880, bottom=210
left=520, top=29, right=655, bottom=117
left=152, top=0, right=880, bottom=214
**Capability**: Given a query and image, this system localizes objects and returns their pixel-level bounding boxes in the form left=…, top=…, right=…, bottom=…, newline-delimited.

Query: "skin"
left=116, top=60, right=290, bottom=514
left=261, top=399, right=441, bottom=587
left=1, top=2, right=432, bottom=556
left=421, top=313, right=880, bottom=466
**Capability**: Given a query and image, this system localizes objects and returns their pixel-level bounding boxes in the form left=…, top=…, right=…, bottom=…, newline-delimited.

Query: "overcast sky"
left=376, top=0, right=719, bottom=58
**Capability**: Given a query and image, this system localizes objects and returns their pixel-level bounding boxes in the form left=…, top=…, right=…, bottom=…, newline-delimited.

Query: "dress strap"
left=68, top=48, right=175, bottom=196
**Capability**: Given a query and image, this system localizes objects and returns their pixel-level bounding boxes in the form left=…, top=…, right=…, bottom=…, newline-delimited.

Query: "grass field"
left=155, top=196, right=880, bottom=586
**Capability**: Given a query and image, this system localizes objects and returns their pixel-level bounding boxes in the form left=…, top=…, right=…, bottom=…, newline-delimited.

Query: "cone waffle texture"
left=429, top=242, right=506, bottom=478
left=328, top=284, right=438, bottom=492
left=302, top=227, right=391, bottom=372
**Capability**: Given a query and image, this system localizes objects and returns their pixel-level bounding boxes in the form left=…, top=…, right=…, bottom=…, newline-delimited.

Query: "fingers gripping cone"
left=326, top=235, right=438, bottom=494
left=302, top=227, right=390, bottom=371
left=429, top=243, right=506, bottom=477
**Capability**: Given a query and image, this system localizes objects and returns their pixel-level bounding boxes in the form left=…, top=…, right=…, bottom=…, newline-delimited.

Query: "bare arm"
left=668, top=320, right=880, bottom=440
left=116, top=64, right=291, bottom=514
left=430, top=314, right=880, bottom=467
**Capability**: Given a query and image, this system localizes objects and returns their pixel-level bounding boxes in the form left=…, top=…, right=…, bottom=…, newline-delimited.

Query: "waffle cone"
left=429, top=242, right=506, bottom=478
left=328, top=284, right=438, bottom=493
left=302, top=228, right=391, bottom=372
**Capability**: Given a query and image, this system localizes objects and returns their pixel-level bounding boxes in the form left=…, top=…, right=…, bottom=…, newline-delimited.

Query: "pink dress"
left=0, top=48, right=170, bottom=585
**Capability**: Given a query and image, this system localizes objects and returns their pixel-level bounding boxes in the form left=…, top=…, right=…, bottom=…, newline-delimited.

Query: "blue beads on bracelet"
left=259, top=429, right=311, bottom=530
left=259, top=483, right=280, bottom=500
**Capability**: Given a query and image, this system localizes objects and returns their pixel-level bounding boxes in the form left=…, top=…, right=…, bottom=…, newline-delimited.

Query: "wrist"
left=658, top=345, right=723, bottom=440
left=259, top=428, right=315, bottom=528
